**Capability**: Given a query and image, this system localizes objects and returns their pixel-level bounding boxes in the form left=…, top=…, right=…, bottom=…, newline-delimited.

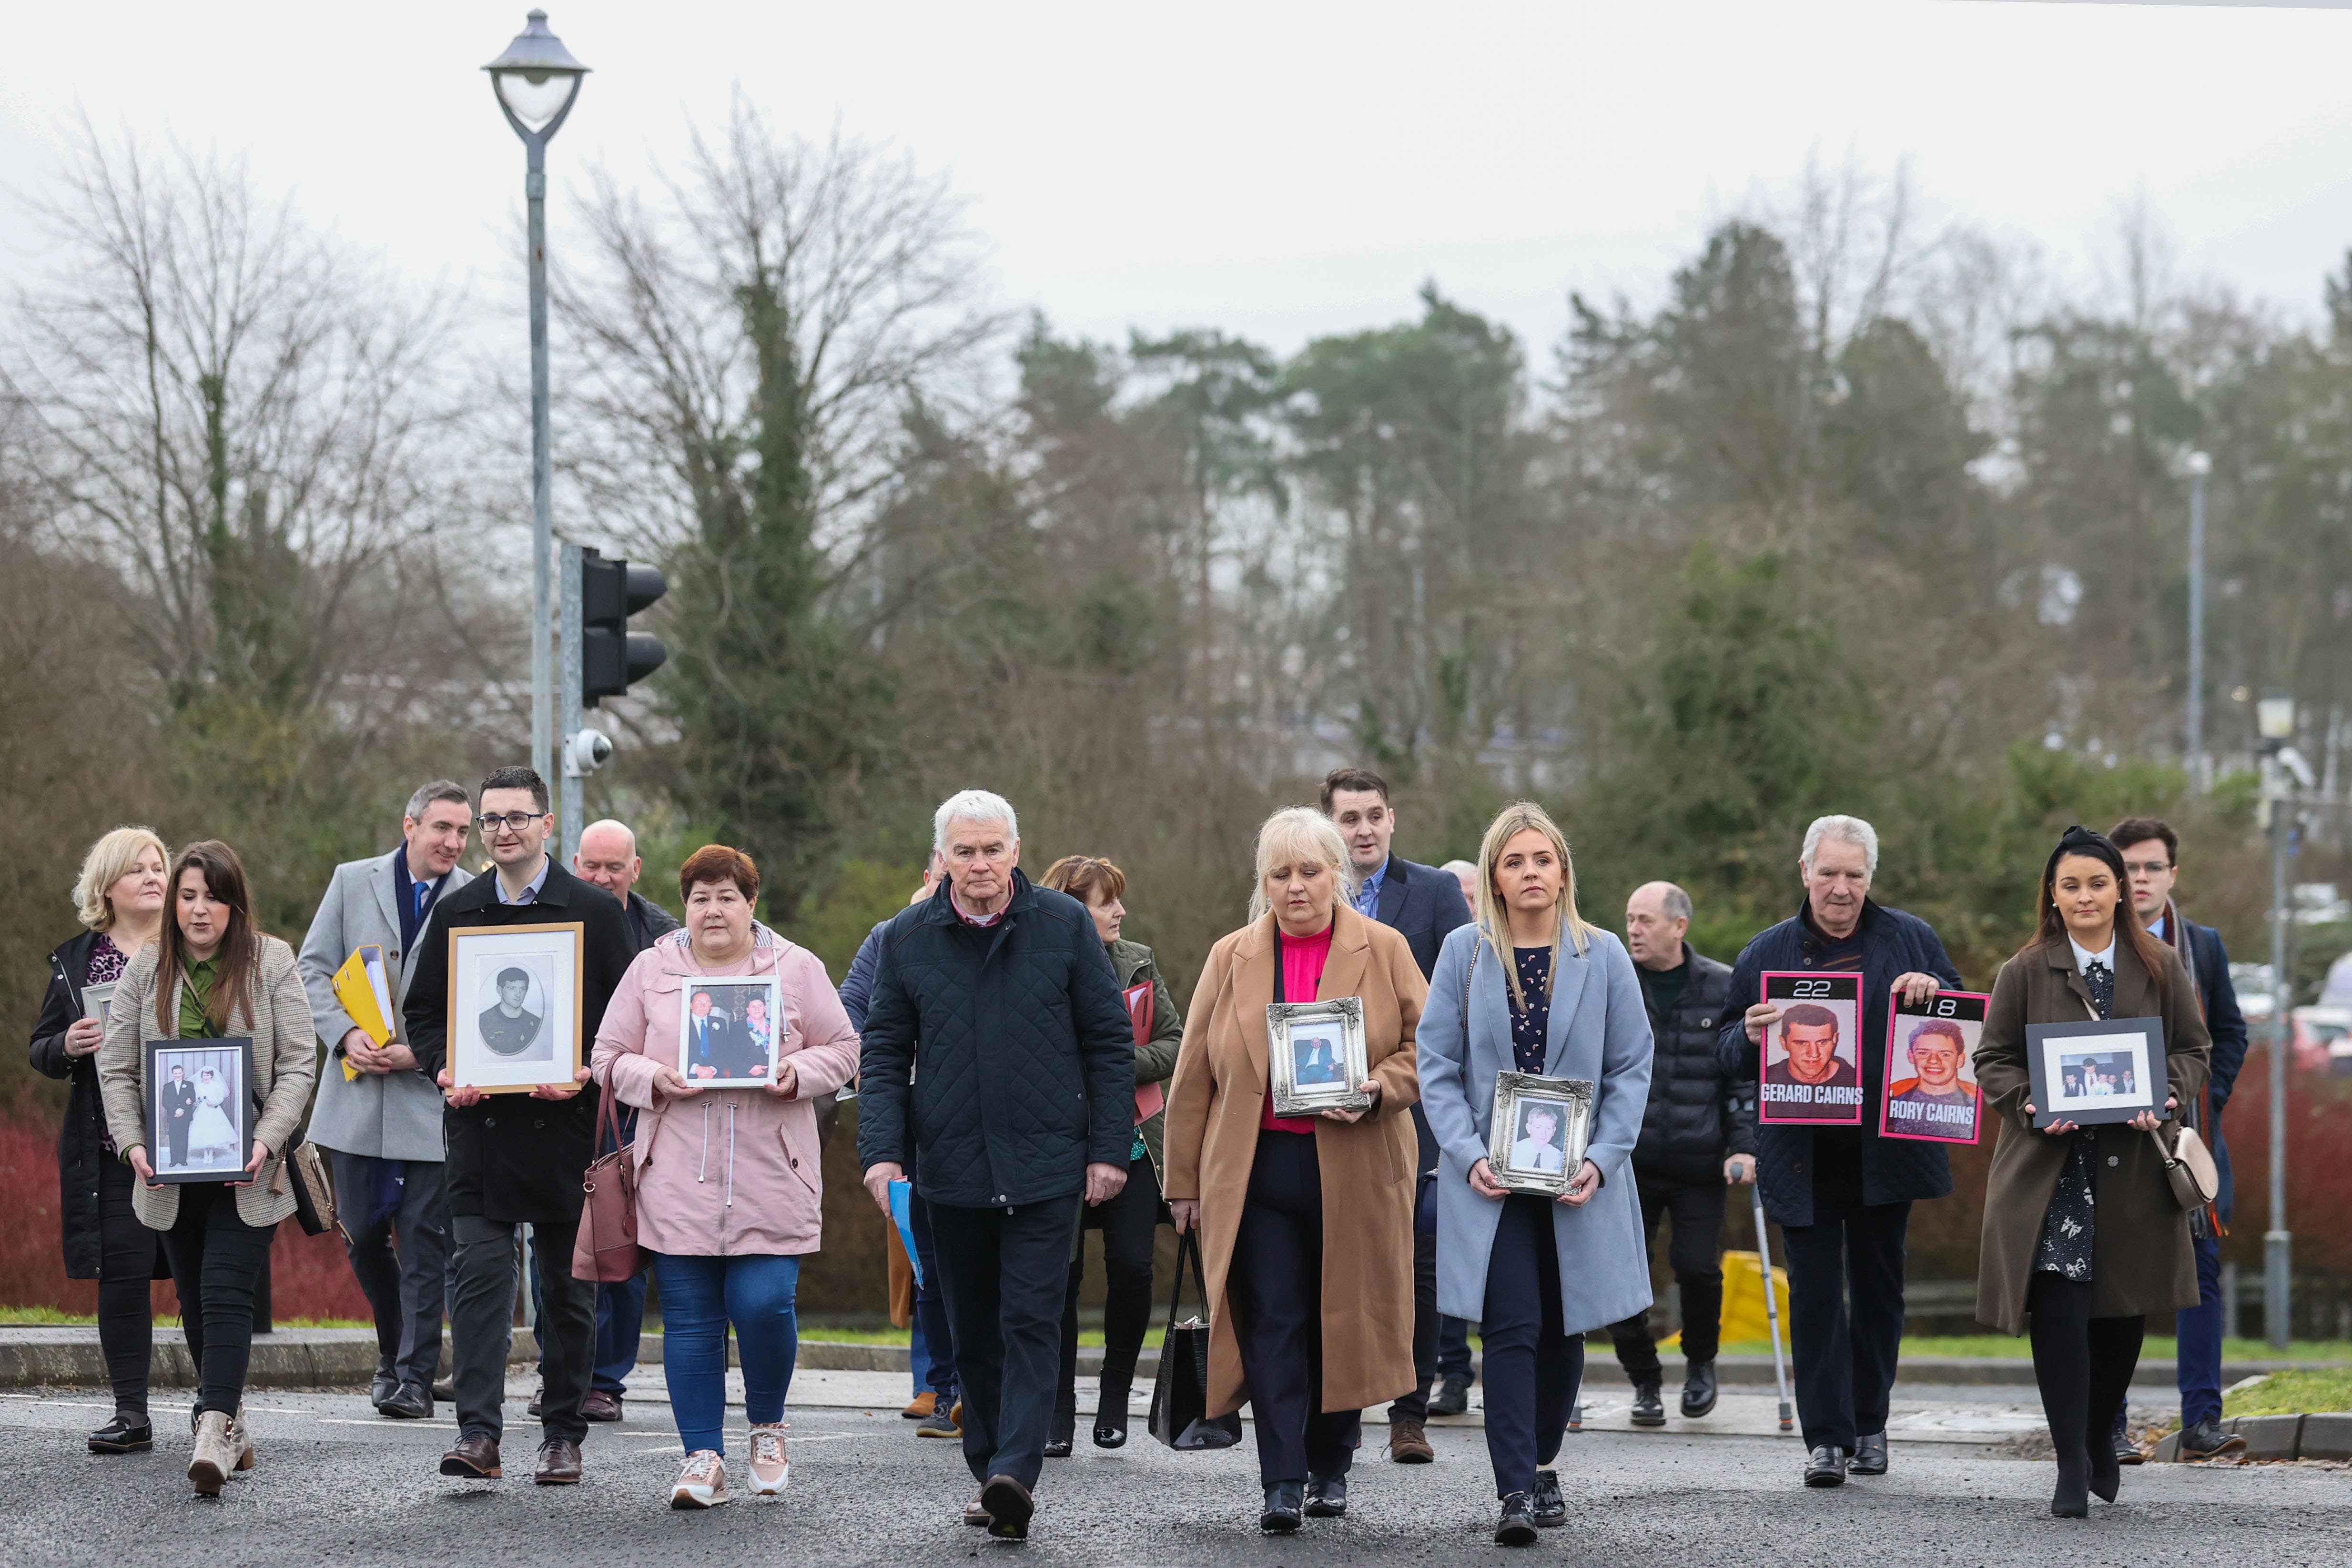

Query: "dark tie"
left=414, top=881, right=431, bottom=924
left=2085, top=959, right=2113, bottom=1020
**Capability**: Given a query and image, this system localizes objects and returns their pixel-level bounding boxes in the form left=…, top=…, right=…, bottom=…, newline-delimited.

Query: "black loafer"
left=1305, top=1473, right=1348, bottom=1517
left=980, top=1474, right=1033, bottom=1541
left=2113, top=1430, right=2144, bottom=1467
left=1531, top=1468, right=1565, bottom=1527
left=379, top=1383, right=433, bottom=1420
left=1430, top=1373, right=1471, bottom=1417
left=1681, top=1361, right=1719, bottom=1418
left=88, top=1413, right=152, bottom=1455
left=1259, top=1482, right=1305, bottom=1533
left=1803, top=1444, right=1847, bottom=1487
left=1630, top=1382, right=1666, bottom=1427
left=1850, top=1431, right=1887, bottom=1475
left=1495, top=1492, right=1539, bottom=1547
left=2178, top=1419, right=2247, bottom=1458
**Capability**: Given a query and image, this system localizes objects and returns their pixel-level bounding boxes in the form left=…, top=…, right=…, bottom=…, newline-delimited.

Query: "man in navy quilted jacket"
left=857, top=790, right=1135, bottom=1542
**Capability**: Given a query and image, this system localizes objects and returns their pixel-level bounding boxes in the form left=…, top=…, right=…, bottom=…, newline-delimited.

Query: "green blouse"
left=178, top=957, right=219, bottom=1038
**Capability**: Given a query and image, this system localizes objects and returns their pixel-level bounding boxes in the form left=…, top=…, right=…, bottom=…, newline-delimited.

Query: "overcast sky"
left=5, top=0, right=2352, bottom=362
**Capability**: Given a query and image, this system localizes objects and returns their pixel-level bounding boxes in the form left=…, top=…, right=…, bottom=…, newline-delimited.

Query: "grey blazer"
left=97, top=937, right=320, bottom=1232
left=1418, top=921, right=1657, bottom=1332
left=296, top=853, right=472, bottom=1161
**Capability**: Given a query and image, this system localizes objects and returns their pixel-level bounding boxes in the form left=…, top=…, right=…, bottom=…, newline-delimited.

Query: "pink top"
left=1261, top=924, right=1334, bottom=1134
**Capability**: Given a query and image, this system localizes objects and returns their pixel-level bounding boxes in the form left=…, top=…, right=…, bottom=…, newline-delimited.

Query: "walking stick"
left=1750, top=1180, right=1794, bottom=1434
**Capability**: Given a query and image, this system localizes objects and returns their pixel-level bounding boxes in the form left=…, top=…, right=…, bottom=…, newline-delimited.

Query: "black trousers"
left=1607, top=1175, right=1727, bottom=1381
left=2028, top=1273, right=2144, bottom=1482
left=929, top=1196, right=1078, bottom=1491
left=1482, top=1194, right=1583, bottom=1499
left=450, top=1213, right=595, bottom=1446
left=1388, top=1176, right=1440, bottom=1423
left=156, top=1183, right=276, bottom=1418
left=1231, top=1130, right=1361, bottom=1486
left=1055, top=1154, right=1162, bottom=1421
left=94, top=1154, right=158, bottom=1416
left=327, top=1152, right=451, bottom=1389
left=1779, top=1199, right=1910, bottom=1454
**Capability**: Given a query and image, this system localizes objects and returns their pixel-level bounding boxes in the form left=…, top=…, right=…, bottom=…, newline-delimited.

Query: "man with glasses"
left=405, top=766, right=637, bottom=1488
left=2108, top=816, right=2251, bottom=1463
left=298, top=780, right=475, bottom=1421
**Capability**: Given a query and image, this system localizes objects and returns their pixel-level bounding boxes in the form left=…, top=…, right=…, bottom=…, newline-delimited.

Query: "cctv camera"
left=564, top=727, right=613, bottom=776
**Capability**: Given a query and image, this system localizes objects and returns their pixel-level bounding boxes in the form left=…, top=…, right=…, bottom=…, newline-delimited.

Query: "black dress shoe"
left=369, top=1373, right=398, bottom=1408
left=1093, top=1385, right=1130, bottom=1448
left=2178, top=1419, right=2247, bottom=1458
left=1681, top=1361, right=1719, bottom=1418
left=1803, top=1445, right=1847, bottom=1487
left=379, top=1383, right=433, bottom=1420
left=1044, top=1406, right=1074, bottom=1458
left=2112, top=1429, right=2143, bottom=1467
left=1531, top=1468, right=1565, bottom=1527
left=1305, top=1473, right=1348, bottom=1517
left=1259, top=1482, right=1305, bottom=1533
left=1850, top=1431, right=1887, bottom=1475
left=88, top=1412, right=152, bottom=1455
left=1495, top=1492, right=1539, bottom=1547
left=1429, top=1373, right=1471, bottom=1417
left=980, top=1474, right=1033, bottom=1540
left=1630, top=1381, right=1666, bottom=1427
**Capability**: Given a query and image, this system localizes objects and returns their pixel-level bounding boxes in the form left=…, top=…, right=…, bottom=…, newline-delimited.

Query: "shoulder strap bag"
left=572, top=1083, right=660, bottom=1283
left=2152, top=1121, right=2220, bottom=1214
left=1146, top=1228, right=1243, bottom=1451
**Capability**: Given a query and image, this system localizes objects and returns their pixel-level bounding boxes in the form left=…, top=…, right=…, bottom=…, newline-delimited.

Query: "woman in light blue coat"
left=1419, top=801, right=1655, bottom=1546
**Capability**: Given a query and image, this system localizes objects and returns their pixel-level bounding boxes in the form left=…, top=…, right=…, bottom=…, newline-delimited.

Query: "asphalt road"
left=2, top=1382, right=2347, bottom=1568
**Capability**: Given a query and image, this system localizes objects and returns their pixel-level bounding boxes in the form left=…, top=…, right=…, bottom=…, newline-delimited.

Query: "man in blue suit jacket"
left=1322, top=767, right=1473, bottom=1462
left=2111, top=817, right=2251, bottom=1461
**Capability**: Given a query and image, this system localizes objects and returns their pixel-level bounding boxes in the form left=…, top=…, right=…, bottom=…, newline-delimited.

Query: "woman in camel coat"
left=1164, top=806, right=1425, bottom=1535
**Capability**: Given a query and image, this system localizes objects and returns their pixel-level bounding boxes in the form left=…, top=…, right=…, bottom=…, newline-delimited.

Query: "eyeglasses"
left=2121, top=860, right=2172, bottom=877
left=477, top=811, right=548, bottom=834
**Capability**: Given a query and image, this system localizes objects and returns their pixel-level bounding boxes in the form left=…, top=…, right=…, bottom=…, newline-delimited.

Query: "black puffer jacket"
left=1631, top=949, right=1753, bottom=1187
left=857, top=870, right=1135, bottom=1209
left=30, top=932, right=108, bottom=1279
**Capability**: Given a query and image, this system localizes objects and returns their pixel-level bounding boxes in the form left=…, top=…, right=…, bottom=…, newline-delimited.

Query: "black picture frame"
left=2024, top=1015, right=2163, bottom=1128
left=144, top=1036, right=256, bottom=1184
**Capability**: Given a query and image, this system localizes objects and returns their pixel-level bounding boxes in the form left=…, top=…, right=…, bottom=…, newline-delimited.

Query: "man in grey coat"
left=298, top=780, right=474, bottom=1420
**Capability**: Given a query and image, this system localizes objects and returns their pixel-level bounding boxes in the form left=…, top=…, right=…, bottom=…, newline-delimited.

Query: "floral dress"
left=2033, top=960, right=2114, bottom=1281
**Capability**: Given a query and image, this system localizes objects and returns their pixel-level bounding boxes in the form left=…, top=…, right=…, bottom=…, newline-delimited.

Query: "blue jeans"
left=2176, top=1228, right=2225, bottom=1427
left=650, top=1251, right=801, bottom=1455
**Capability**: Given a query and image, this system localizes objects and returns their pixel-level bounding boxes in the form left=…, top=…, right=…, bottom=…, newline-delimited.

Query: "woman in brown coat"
left=1164, top=806, right=1426, bottom=1535
left=1974, top=826, right=2208, bottom=1518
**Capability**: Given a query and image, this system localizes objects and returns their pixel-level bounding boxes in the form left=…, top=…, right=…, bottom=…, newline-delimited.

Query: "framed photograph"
left=1486, top=1071, right=1595, bottom=1196
left=446, top=922, right=585, bottom=1093
left=2026, top=1016, right=2162, bottom=1127
left=677, top=975, right=783, bottom=1087
left=1266, top=998, right=1371, bottom=1118
left=145, top=1037, right=254, bottom=1183
left=81, top=981, right=118, bottom=1030
left=1758, top=971, right=1865, bottom=1125
left=1880, top=990, right=1987, bottom=1145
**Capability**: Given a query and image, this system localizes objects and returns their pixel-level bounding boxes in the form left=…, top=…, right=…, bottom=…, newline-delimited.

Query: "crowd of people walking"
left=28, top=762, right=2241, bottom=1536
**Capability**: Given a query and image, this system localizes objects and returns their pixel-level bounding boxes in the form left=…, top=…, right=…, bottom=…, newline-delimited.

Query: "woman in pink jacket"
left=591, top=845, right=860, bottom=1509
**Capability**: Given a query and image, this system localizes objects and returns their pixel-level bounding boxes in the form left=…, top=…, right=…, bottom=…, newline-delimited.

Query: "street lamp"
left=2185, top=450, right=2211, bottom=790
left=2256, top=690, right=2296, bottom=1349
left=485, top=10, right=589, bottom=826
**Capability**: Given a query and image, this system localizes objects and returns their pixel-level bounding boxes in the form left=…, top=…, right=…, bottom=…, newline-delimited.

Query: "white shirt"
left=1509, top=1136, right=1564, bottom=1173
left=2068, top=935, right=2115, bottom=976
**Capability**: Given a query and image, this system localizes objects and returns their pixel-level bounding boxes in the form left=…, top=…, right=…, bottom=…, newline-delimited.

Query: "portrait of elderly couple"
left=679, top=979, right=778, bottom=1083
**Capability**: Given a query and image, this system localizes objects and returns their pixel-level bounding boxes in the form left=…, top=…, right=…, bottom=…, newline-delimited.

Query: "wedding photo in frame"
left=676, top=975, right=783, bottom=1087
left=1758, top=971, right=1865, bottom=1126
left=1485, top=1071, right=1595, bottom=1197
left=1266, top=997, right=1371, bottom=1118
left=2026, top=1016, right=2162, bottom=1128
left=145, top=1037, right=255, bottom=1183
left=446, top=921, right=585, bottom=1093
left=1880, top=990, right=1987, bottom=1146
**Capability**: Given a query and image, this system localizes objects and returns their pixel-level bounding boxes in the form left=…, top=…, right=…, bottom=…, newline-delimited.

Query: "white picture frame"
left=1487, top=1071, right=1595, bottom=1196
left=676, top=975, right=784, bottom=1088
left=446, top=922, right=585, bottom=1093
left=1266, top=997, right=1372, bottom=1118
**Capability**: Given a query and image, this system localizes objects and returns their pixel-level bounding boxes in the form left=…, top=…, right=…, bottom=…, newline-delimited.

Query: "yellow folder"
left=332, top=945, right=398, bottom=1081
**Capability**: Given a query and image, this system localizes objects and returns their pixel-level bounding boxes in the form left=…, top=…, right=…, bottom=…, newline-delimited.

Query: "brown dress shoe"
left=1389, top=1418, right=1435, bottom=1463
left=580, top=1389, right=623, bottom=1423
left=439, top=1433, right=503, bottom=1478
left=534, top=1436, right=583, bottom=1486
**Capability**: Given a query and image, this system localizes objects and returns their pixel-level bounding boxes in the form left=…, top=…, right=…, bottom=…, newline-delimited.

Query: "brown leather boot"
left=1389, top=1418, right=1435, bottom=1463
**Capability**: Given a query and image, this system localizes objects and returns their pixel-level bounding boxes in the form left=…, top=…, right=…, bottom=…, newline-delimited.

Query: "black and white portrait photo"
left=446, top=922, right=584, bottom=1092
left=145, top=1039, right=253, bottom=1183
left=476, top=962, right=550, bottom=1059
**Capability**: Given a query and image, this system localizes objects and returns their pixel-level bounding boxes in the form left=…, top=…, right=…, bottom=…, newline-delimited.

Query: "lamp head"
left=485, top=10, right=588, bottom=137
left=2185, top=450, right=2211, bottom=478
left=2257, top=692, right=2296, bottom=744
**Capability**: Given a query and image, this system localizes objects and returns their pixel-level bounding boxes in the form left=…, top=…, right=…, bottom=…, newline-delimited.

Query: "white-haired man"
left=856, top=790, right=1135, bottom=1542
left=1713, top=816, right=1960, bottom=1489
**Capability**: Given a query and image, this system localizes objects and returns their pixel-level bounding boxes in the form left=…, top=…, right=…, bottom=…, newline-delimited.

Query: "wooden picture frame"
left=146, top=1036, right=256, bottom=1183
left=446, top=921, right=586, bottom=1093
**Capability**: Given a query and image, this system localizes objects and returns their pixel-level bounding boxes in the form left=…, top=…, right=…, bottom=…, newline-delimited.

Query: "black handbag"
left=1147, top=1228, right=1243, bottom=1451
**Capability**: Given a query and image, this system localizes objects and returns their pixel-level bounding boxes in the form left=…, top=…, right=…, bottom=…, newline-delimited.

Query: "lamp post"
left=2186, top=451, right=2211, bottom=790
left=2256, top=691, right=2296, bottom=1349
left=485, top=10, right=588, bottom=830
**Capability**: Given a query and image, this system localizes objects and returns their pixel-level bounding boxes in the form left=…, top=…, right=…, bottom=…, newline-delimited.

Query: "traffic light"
left=579, top=546, right=667, bottom=706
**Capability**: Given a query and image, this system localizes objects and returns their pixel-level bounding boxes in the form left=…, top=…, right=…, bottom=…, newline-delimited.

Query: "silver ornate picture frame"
left=1487, top=1071, right=1595, bottom=1196
left=1266, top=997, right=1372, bottom=1118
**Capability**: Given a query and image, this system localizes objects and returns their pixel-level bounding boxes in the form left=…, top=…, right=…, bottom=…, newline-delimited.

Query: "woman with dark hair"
left=96, top=840, right=319, bottom=1495
left=1973, top=826, right=2209, bottom=1517
left=28, top=826, right=172, bottom=1454
left=1036, top=854, right=1182, bottom=1455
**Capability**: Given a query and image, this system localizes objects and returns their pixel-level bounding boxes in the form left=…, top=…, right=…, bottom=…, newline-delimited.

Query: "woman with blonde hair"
left=1163, top=806, right=1426, bottom=1533
left=1418, top=801, right=1655, bottom=1545
left=28, top=826, right=172, bottom=1454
